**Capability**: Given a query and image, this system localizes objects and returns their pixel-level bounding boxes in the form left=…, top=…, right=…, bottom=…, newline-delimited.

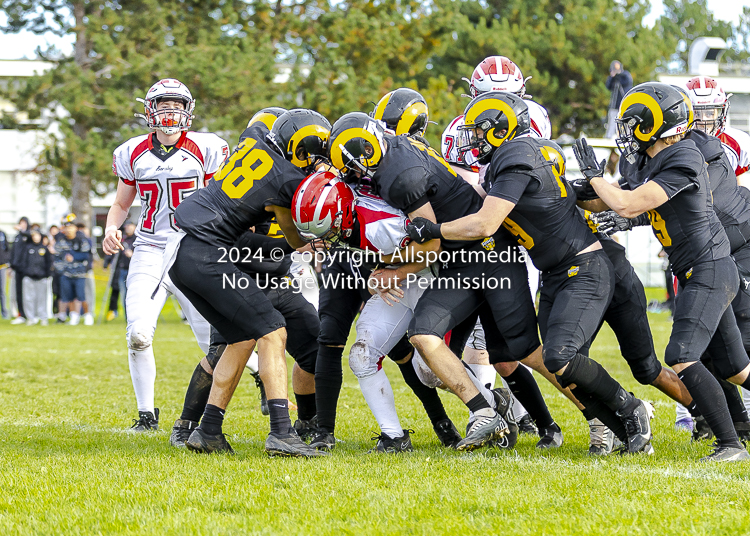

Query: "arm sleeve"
left=651, top=171, right=696, bottom=200
left=204, top=135, right=230, bottom=181
left=487, top=172, right=532, bottom=204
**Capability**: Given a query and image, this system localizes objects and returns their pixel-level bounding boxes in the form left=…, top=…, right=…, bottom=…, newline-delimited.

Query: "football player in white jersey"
left=685, top=76, right=750, bottom=183
left=102, top=79, right=229, bottom=431
left=465, top=56, right=552, bottom=140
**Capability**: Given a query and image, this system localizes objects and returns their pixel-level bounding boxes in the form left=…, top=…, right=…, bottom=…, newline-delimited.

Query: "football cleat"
left=433, top=418, right=462, bottom=448
left=536, top=422, right=564, bottom=449
left=293, top=416, right=319, bottom=443
left=131, top=408, right=159, bottom=432
left=368, top=429, right=414, bottom=454
left=675, top=417, right=695, bottom=432
left=308, top=430, right=337, bottom=451
left=491, top=388, right=518, bottom=450
left=692, top=415, right=713, bottom=441
left=265, top=431, right=329, bottom=458
left=700, top=444, right=750, bottom=462
left=186, top=428, right=235, bottom=454
left=457, top=411, right=508, bottom=452
left=250, top=370, right=269, bottom=415
left=734, top=421, right=750, bottom=445
left=517, top=414, right=538, bottom=436
left=587, top=418, right=614, bottom=456
left=616, top=398, right=654, bottom=453
left=169, top=418, right=199, bottom=448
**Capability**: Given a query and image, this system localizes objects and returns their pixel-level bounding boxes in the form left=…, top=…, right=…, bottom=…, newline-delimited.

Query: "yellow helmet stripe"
left=249, top=112, right=278, bottom=130
left=619, top=92, right=663, bottom=142
left=330, top=127, right=382, bottom=171
left=373, top=92, right=393, bottom=121
left=288, top=124, right=330, bottom=168
left=465, top=98, right=518, bottom=146
left=396, top=101, right=428, bottom=135
left=680, top=91, right=694, bottom=126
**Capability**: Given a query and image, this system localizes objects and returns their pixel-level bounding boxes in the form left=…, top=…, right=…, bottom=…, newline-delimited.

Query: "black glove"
left=407, top=217, right=442, bottom=244
left=572, top=137, right=606, bottom=181
left=588, top=210, right=633, bottom=236
left=570, top=178, right=600, bottom=201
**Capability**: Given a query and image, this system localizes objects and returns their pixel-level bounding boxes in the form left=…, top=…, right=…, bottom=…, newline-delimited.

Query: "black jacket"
left=21, top=243, right=53, bottom=280
left=0, top=231, right=10, bottom=266
left=10, top=230, right=30, bottom=271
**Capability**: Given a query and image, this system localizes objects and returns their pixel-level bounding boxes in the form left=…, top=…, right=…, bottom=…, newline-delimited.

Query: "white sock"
left=245, top=351, right=259, bottom=374
left=500, top=377, right=529, bottom=420
left=464, top=364, right=495, bottom=407
left=675, top=402, right=691, bottom=424
left=129, top=347, right=156, bottom=414
left=358, top=368, right=402, bottom=439
left=466, top=363, right=496, bottom=390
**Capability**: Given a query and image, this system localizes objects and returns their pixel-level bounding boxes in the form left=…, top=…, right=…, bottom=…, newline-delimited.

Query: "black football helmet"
left=247, top=107, right=287, bottom=129
left=616, top=82, right=694, bottom=164
left=371, top=88, right=429, bottom=137
left=328, top=112, right=387, bottom=182
left=458, top=91, right=530, bottom=164
left=269, top=109, right=332, bottom=173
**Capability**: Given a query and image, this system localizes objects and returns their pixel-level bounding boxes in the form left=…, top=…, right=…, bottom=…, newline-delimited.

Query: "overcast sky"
left=0, top=0, right=747, bottom=60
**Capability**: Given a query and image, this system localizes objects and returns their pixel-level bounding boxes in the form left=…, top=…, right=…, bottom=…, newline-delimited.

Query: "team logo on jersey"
left=685, top=267, right=693, bottom=280
left=481, top=237, right=495, bottom=250
left=568, top=266, right=579, bottom=277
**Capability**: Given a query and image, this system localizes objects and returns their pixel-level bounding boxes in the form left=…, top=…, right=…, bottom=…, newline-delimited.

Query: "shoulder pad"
left=490, top=138, right=538, bottom=174
left=687, top=130, right=724, bottom=163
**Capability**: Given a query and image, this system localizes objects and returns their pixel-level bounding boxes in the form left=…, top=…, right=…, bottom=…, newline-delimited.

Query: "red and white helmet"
left=441, top=115, right=478, bottom=169
left=136, top=78, right=195, bottom=135
left=292, top=171, right=356, bottom=245
left=685, top=76, right=730, bottom=136
left=468, top=56, right=525, bottom=98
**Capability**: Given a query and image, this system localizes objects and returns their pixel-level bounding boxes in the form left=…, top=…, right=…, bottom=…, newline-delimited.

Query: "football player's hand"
left=572, top=138, right=606, bottom=181
left=368, top=269, right=405, bottom=305
left=407, top=217, right=442, bottom=244
left=570, top=178, right=600, bottom=201
left=589, top=210, right=633, bottom=235
left=102, top=226, right=124, bottom=255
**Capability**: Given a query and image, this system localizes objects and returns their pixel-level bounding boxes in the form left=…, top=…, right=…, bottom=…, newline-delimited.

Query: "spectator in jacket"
left=20, top=229, right=53, bottom=326
left=0, top=228, right=10, bottom=319
left=55, top=221, right=93, bottom=326
left=605, top=60, right=633, bottom=138
left=103, top=221, right=136, bottom=321
left=10, top=216, right=30, bottom=324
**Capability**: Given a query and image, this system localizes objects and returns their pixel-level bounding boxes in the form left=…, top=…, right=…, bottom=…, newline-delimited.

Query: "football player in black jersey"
left=576, top=82, right=750, bottom=461
left=167, top=109, right=331, bottom=458
left=408, top=92, right=655, bottom=454
left=371, top=88, right=430, bottom=139
left=329, top=112, right=547, bottom=451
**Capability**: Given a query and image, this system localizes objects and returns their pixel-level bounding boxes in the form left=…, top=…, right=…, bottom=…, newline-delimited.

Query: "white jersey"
left=719, top=126, right=750, bottom=178
left=112, top=131, right=229, bottom=248
left=354, top=193, right=411, bottom=254
left=441, top=115, right=479, bottom=170
left=526, top=100, right=552, bottom=140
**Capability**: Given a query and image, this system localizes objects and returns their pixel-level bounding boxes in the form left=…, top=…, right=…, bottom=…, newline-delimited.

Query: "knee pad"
left=348, top=341, right=383, bottom=379
left=411, top=351, right=446, bottom=389
left=127, top=322, right=154, bottom=351
left=205, top=343, right=227, bottom=370
left=294, top=347, right=317, bottom=375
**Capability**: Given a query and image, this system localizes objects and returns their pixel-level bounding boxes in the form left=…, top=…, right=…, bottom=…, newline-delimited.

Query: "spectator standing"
left=0, top=228, right=10, bottom=319
left=55, top=220, right=93, bottom=325
left=605, top=60, right=633, bottom=138
left=10, top=216, right=30, bottom=324
left=77, top=222, right=97, bottom=311
left=20, top=229, right=53, bottom=325
left=104, top=221, right=136, bottom=321
left=48, top=224, right=61, bottom=316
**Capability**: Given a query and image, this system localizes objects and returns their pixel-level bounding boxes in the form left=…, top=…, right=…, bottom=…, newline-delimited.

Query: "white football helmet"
left=441, top=115, right=478, bottom=169
left=136, top=78, right=195, bottom=135
left=685, top=76, right=730, bottom=136
left=466, top=56, right=526, bottom=98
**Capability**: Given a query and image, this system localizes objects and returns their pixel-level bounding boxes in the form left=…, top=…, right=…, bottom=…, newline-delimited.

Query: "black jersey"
left=619, top=138, right=729, bottom=277
left=371, top=135, right=501, bottom=251
left=175, top=127, right=305, bottom=246
left=688, top=130, right=750, bottom=252
left=484, top=137, right=597, bottom=272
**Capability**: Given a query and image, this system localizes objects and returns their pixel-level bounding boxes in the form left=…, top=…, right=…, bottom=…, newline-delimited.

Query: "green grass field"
left=1, top=272, right=749, bottom=535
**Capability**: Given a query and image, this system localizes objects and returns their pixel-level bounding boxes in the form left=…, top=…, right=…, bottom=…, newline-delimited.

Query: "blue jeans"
left=117, top=269, right=129, bottom=320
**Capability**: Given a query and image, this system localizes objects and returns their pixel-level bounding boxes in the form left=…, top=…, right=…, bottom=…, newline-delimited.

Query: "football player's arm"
left=576, top=198, right=612, bottom=213
left=589, top=176, right=668, bottom=219
left=407, top=201, right=441, bottom=254
left=267, top=205, right=306, bottom=249
left=103, top=180, right=137, bottom=255
left=439, top=196, right=516, bottom=241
